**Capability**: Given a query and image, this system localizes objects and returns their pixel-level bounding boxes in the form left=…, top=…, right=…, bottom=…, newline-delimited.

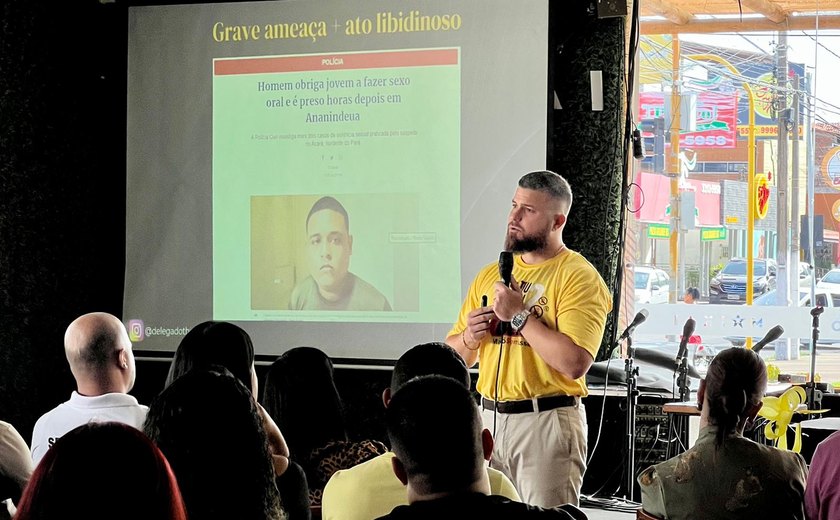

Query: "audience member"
left=322, top=342, right=519, bottom=520
left=683, top=287, right=700, bottom=304
left=30, top=312, right=147, bottom=464
left=638, top=347, right=807, bottom=519
left=0, top=420, right=32, bottom=519
left=15, top=422, right=187, bottom=520
left=263, top=346, right=387, bottom=505
left=805, top=430, right=840, bottom=520
left=144, top=367, right=284, bottom=520
left=167, top=321, right=309, bottom=519
left=378, top=375, right=586, bottom=519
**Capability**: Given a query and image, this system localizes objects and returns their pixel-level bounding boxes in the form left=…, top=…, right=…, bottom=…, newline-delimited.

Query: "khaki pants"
left=481, top=400, right=587, bottom=508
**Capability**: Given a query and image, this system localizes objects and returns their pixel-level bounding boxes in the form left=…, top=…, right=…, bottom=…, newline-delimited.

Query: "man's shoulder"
left=290, top=276, right=318, bottom=308
left=557, top=250, right=605, bottom=280
left=32, top=398, right=74, bottom=430
left=814, top=430, right=840, bottom=462
left=378, top=494, right=585, bottom=519
left=467, top=262, right=503, bottom=285
left=323, top=453, right=399, bottom=520
left=326, top=451, right=393, bottom=489
left=347, top=274, right=391, bottom=310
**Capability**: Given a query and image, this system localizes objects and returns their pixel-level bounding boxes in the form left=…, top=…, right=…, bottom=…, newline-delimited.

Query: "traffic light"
left=640, top=117, right=666, bottom=173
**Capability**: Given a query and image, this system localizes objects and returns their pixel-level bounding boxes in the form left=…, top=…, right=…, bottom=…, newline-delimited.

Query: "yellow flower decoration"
left=759, top=386, right=828, bottom=452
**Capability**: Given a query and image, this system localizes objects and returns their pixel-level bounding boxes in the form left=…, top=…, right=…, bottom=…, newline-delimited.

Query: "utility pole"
left=775, top=32, right=789, bottom=309
left=789, top=75, right=802, bottom=361
left=806, top=73, right=816, bottom=298
left=668, top=35, right=682, bottom=303
left=791, top=75, right=801, bottom=293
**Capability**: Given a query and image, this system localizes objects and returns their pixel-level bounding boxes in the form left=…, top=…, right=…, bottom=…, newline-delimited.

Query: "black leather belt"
left=481, top=395, right=577, bottom=414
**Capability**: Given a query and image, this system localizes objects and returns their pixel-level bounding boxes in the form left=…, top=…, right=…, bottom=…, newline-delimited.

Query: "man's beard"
left=505, top=227, right=549, bottom=253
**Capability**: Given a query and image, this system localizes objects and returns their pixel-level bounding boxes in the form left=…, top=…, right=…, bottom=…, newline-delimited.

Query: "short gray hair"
left=518, top=170, right=572, bottom=213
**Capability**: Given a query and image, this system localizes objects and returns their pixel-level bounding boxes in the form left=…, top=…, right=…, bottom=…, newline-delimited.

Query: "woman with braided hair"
left=638, top=347, right=807, bottom=520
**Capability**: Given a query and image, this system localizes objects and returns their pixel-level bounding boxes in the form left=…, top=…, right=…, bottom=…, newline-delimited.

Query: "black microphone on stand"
left=752, top=325, right=785, bottom=354
left=675, top=318, right=696, bottom=367
left=620, top=309, right=649, bottom=341
left=498, top=252, right=514, bottom=335
left=675, top=318, right=695, bottom=402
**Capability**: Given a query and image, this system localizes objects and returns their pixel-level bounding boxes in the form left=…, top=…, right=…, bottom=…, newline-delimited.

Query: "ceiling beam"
left=645, top=0, right=694, bottom=25
left=740, top=0, right=788, bottom=23
left=640, top=14, right=840, bottom=34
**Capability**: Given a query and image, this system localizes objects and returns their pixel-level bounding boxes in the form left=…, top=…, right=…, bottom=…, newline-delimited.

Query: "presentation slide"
left=125, top=0, right=548, bottom=360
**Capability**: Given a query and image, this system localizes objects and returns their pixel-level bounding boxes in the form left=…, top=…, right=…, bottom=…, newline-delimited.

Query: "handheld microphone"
left=497, top=252, right=514, bottom=335
left=619, top=309, right=648, bottom=340
left=752, top=325, right=784, bottom=354
left=499, top=251, right=513, bottom=287
left=811, top=306, right=825, bottom=318
left=675, top=318, right=696, bottom=365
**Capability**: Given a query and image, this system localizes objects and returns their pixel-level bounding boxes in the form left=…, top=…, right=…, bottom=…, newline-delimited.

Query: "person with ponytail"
left=638, top=347, right=807, bottom=519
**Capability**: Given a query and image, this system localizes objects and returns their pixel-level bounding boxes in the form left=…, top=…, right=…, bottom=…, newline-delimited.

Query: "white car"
left=817, top=268, right=840, bottom=291
left=634, top=266, right=670, bottom=304
left=798, top=262, right=814, bottom=288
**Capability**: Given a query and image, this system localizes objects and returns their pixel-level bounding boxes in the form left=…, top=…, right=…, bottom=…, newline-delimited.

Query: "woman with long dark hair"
left=263, top=347, right=387, bottom=505
left=145, top=367, right=284, bottom=520
left=639, top=347, right=807, bottom=519
left=167, top=321, right=309, bottom=519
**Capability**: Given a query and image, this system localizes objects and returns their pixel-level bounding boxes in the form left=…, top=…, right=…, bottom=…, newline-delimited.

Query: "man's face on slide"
left=307, top=209, right=352, bottom=294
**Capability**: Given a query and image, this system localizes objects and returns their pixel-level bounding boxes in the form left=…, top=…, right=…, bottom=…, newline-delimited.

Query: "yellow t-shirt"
left=321, top=452, right=520, bottom=520
left=448, top=249, right=611, bottom=400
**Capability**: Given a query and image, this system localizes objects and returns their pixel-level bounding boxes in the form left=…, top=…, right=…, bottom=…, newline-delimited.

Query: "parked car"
left=635, top=266, right=670, bottom=304
left=709, top=258, right=776, bottom=304
left=817, top=268, right=840, bottom=291
left=749, top=288, right=840, bottom=308
left=798, top=262, right=814, bottom=288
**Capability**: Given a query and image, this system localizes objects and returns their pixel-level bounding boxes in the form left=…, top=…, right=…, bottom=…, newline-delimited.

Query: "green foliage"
left=547, top=13, right=625, bottom=361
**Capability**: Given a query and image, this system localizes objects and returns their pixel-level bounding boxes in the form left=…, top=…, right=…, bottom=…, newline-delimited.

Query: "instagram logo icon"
left=128, top=319, right=145, bottom=342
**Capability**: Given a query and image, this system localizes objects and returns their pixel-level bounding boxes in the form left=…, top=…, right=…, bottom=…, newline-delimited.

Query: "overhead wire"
left=640, top=34, right=840, bottom=124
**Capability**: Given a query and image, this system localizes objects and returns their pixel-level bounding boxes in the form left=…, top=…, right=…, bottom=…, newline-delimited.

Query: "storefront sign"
left=640, top=92, right=737, bottom=149
left=755, top=174, right=770, bottom=219
left=648, top=223, right=671, bottom=239
left=821, top=146, right=840, bottom=190
left=701, top=227, right=727, bottom=241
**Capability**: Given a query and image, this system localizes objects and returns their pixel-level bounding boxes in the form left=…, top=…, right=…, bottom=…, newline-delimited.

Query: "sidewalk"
left=765, top=348, right=840, bottom=388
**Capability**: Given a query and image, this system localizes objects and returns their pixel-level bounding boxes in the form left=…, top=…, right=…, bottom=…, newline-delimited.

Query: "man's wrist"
left=511, top=309, right=532, bottom=333
left=461, top=329, right=480, bottom=351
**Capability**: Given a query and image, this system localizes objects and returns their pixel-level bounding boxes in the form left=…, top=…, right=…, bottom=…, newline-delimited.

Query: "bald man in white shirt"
left=30, top=312, right=148, bottom=465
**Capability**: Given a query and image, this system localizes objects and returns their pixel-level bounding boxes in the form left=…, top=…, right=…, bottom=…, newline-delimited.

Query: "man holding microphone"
left=446, top=170, right=611, bottom=507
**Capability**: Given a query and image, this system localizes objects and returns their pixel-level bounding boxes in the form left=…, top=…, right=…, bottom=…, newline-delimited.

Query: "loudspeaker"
left=595, top=0, right=627, bottom=18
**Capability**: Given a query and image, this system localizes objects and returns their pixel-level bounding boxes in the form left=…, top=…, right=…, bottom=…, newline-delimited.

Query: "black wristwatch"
left=511, top=309, right=531, bottom=333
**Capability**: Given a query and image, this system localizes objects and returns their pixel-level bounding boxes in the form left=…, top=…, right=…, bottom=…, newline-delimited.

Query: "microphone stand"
left=676, top=353, right=691, bottom=402
left=808, top=307, right=824, bottom=411
left=623, top=335, right=639, bottom=501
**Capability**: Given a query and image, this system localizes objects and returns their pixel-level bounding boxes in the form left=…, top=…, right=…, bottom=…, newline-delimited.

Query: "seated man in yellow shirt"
left=321, top=343, right=519, bottom=520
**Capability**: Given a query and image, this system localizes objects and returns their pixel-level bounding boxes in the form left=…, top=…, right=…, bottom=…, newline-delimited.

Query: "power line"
left=800, top=31, right=840, bottom=63
left=739, top=34, right=770, bottom=54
